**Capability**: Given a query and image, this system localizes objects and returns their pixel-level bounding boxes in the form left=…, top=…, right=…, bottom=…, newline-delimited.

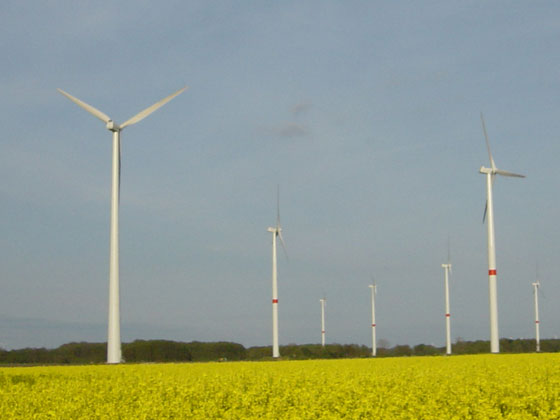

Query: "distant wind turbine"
left=479, top=113, right=525, bottom=354
left=267, top=186, right=287, bottom=358
left=368, top=282, right=377, bottom=357
left=441, top=242, right=452, bottom=355
left=320, top=298, right=326, bottom=347
left=532, top=273, right=541, bottom=352
left=58, top=87, right=187, bottom=364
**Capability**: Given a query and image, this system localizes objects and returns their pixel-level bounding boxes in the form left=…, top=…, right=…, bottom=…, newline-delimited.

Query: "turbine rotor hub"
left=106, top=120, right=121, bottom=132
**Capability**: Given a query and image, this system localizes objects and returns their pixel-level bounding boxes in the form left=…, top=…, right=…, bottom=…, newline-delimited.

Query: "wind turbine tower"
left=267, top=187, right=286, bottom=358
left=532, top=279, right=541, bottom=352
left=368, top=283, right=377, bottom=357
left=441, top=261, right=452, bottom=355
left=320, top=298, right=326, bottom=347
left=479, top=113, right=525, bottom=354
left=58, top=87, right=186, bottom=364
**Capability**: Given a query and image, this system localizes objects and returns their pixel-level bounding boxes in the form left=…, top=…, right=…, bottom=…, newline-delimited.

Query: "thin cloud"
left=278, top=122, right=309, bottom=137
left=257, top=122, right=310, bottom=138
left=292, top=102, right=312, bottom=117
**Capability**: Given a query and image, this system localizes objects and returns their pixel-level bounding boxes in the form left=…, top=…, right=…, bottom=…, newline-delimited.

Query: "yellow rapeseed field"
left=1, top=354, right=559, bottom=419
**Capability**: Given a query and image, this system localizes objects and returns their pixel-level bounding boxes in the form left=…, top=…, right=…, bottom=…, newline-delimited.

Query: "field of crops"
left=1, top=353, right=560, bottom=419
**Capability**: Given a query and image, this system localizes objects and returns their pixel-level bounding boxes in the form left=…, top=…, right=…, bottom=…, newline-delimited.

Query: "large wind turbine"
left=320, top=298, right=326, bottom=347
left=267, top=187, right=287, bottom=358
left=479, top=113, right=525, bottom=354
left=368, top=283, right=377, bottom=357
left=441, top=254, right=452, bottom=355
left=58, top=87, right=186, bottom=364
left=532, top=278, right=541, bottom=352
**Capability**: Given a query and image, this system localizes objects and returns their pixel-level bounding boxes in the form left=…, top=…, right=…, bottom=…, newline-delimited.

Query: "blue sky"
left=1, top=1, right=559, bottom=350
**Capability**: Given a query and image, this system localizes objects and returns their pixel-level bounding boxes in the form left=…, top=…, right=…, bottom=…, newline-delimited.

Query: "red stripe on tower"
left=272, top=299, right=278, bottom=304
left=445, top=313, right=450, bottom=317
left=489, top=269, right=497, bottom=276
left=536, top=320, right=540, bottom=324
left=372, top=324, right=376, bottom=327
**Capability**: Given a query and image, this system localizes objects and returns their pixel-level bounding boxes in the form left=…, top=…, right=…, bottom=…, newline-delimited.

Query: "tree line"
left=0, top=338, right=557, bottom=365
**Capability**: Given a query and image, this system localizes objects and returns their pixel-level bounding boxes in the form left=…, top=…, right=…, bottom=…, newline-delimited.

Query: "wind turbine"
left=58, top=87, right=186, bottom=364
left=532, top=268, right=541, bottom=352
left=267, top=186, right=287, bottom=358
left=441, top=242, right=452, bottom=355
left=320, top=298, right=326, bottom=347
left=479, top=113, right=525, bottom=354
left=368, top=282, right=377, bottom=357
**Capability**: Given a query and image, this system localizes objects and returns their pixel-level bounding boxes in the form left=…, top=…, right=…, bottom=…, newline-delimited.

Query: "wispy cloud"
left=291, top=102, right=312, bottom=117
left=260, top=102, right=313, bottom=138
left=277, top=122, right=309, bottom=137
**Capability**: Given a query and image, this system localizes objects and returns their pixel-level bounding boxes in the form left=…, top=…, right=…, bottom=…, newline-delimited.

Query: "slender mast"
left=270, top=227, right=280, bottom=358
left=532, top=281, right=540, bottom=352
left=369, top=284, right=376, bottom=357
left=107, top=129, right=121, bottom=364
left=485, top=171, right=499, bottom=353
left=442, top=263, right=452, bottom=355
left=320, top=298, right=326, bottom=347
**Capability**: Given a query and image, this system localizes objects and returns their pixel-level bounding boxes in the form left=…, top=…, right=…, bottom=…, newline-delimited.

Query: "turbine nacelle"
left=480, top=165, right=525, bottom=178
left=267, top=226, right=282, bottom=235
left=106, top=120, right=121, bottom=132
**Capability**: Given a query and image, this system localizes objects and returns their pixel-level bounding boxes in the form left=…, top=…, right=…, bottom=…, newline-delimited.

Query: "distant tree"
left=377, top=338, right=391, bottom=349
left=246, top=346, right=272, bottom=360
left=53, top=342, right=105, bottom=364
left=184, top=341, right=246, bottom=362
left=541, top=339, right=560, bottom=353
left=123, top=340, right=192, bottom=362
left=413, top=344, right=441, bottom=356
left=392, top=345, right=412, bottom=357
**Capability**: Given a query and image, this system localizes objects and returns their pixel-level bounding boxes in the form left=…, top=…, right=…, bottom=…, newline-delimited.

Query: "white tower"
left=532, top=280, right=541, bottom=352
left=441, top=262, right=452, bottom=355
left=479, top=113, right=525, bottom=354
left=267, top=187, right=286, bottom=358
left=320, top=298, right=326, bottom=347
left=368, top=284, right=377, bottom=357
left=58, top=87, right=186, bottom=363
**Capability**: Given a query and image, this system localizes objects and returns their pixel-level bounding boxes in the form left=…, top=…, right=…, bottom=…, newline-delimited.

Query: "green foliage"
left=182, top=341, right=246, bottom=362
left=123, top=340, right=192, bottom=363
left=0, top=338, right=555, bottom=365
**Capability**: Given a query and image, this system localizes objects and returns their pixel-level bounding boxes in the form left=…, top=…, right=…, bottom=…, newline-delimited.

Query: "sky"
left=1, top=1, right=560, bottom=351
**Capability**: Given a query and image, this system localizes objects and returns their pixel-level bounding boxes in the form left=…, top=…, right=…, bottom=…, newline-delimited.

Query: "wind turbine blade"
left=370, top=277, right=377, bottom=294
left=118, top=139, right=121, bottom=203
left=120, top=86, right=187, bottom=129
left=480, top=113, right=496, bottom=171
left=482, top=174, right=497, bottom=223
left=57, top=89, right=112, bottom=124
left=495, top=169, right=526, bottom=178
left=276, top=185, right=281, bottom=227
left=277, top=230, right=288, bottom=260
